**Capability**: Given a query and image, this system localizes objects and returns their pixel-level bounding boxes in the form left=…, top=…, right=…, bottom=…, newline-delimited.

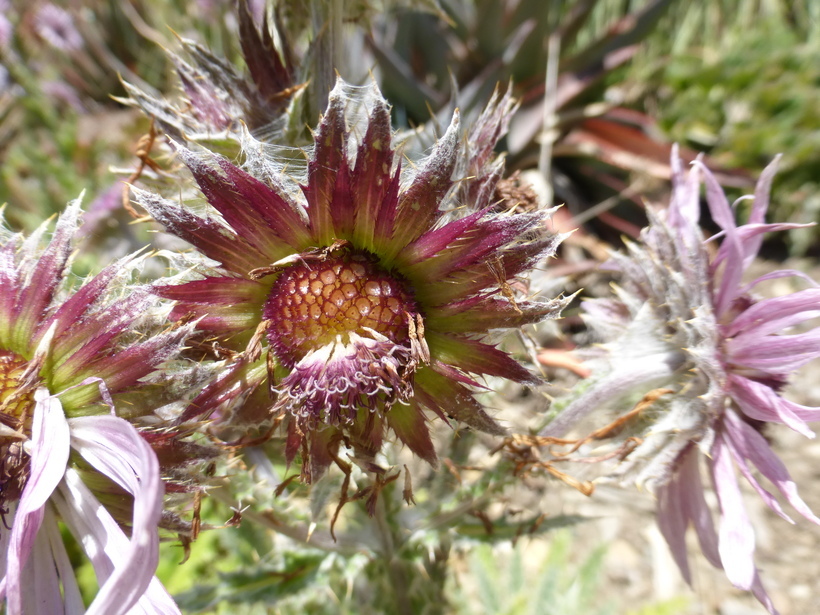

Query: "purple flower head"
left=0, top=4, right=11, bottom=51
left=34, top=4, right=83, bottom=52
left=122, top=0, right=295, bottom=144
left=0, top=200, right=195, bottom=614
left=137, top=79, right=568, bottom=484
left=544, top=147, right=820, bottom=613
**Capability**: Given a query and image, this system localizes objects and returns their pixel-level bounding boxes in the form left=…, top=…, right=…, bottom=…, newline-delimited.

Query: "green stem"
left=373, top=493, right=414, bottom=615
left=209, top=485, right=364, bottom=556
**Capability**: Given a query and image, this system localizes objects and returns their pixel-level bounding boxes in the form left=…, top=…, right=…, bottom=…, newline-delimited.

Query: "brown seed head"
left=264, top=251, right=416, bottom=367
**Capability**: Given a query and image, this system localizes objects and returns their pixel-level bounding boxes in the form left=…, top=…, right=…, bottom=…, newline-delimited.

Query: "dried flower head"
left=137, top=79, right=567, bottom=483
left=544, top=147, right=820, bottom=613
left=0, top=200, right=195, bottom=614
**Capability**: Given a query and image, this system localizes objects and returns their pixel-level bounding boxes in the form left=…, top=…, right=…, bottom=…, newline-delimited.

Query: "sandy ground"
left=543, top=423, right=820, bottom=615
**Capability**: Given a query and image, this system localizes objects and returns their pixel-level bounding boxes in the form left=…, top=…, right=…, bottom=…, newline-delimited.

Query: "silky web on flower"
left=136, top=77, right=568, bottom=483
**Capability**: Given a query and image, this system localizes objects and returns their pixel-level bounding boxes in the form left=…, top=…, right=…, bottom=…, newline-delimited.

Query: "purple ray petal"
left=729, top=374, right=814, bottom=438
left=0, top=503, right=9, bottom=597
left=668, top=145, right=701, bottom=229
left=776, top=396, right=820, bottom=423
left=725, top=409, right=819, bottom=525
left=68, top=415, right=162, bottom=495
left=708, top=222, right=812, bottom=246
left=656, top=464, right=692, bottom=583
left=722, top=420, right=794, bottom=524
left=4, top=389, right=70, bottom=615
left=696, top=161, right=735, bottom=232
left=67, top=416, right=168, bottom=614
left=52, top=469, right=178, bottom=615
left=710, top=223, right=810, bottom=281
left=745, top=155, right=781, bottom=260
left=737, top=269, right=819, bottom=298
left=694, top=161, right=747, bottom=318
left=728, top=329, right=820, bottom=371
left=42, top=507, right=84, bottom=613
left=750, top=570, right=781, bottom=615
left=19, top=516, right=63, bottom=615
left=710, top=429, right=756, bottom=590
left=678, top=447, right=722, bottom=568
left=726, top=288, right=820, bottom=338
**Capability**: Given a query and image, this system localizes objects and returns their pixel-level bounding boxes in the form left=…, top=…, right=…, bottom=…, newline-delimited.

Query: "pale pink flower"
left=545, top=148, right=820, bottom=613
left=34, top=4, right=83, bottom=52
left=0, top=200, right=191, bottom=614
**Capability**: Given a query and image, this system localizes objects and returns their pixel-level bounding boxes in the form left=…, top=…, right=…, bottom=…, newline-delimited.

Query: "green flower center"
left=1, top=349, right=35, bottom=512
left=264, top=250, right=416, bottom=367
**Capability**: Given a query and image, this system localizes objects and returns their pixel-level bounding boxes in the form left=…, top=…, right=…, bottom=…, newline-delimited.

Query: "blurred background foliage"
left=2, top=0, right=819, bottom=612
left=635, top=2, right=820, bottom=254
left=3, top=0, right=819, bottom=250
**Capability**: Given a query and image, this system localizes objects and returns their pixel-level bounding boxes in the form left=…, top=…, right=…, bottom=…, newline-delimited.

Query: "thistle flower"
left=122, top=0, right=295, bottom=145
left=544, top=147, right=820, bottom=613
left=137, top=79, right=566, bottom=483
left=33, top=4, right=83, bottom=52
left=0, top=200, right=193, bottom=614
